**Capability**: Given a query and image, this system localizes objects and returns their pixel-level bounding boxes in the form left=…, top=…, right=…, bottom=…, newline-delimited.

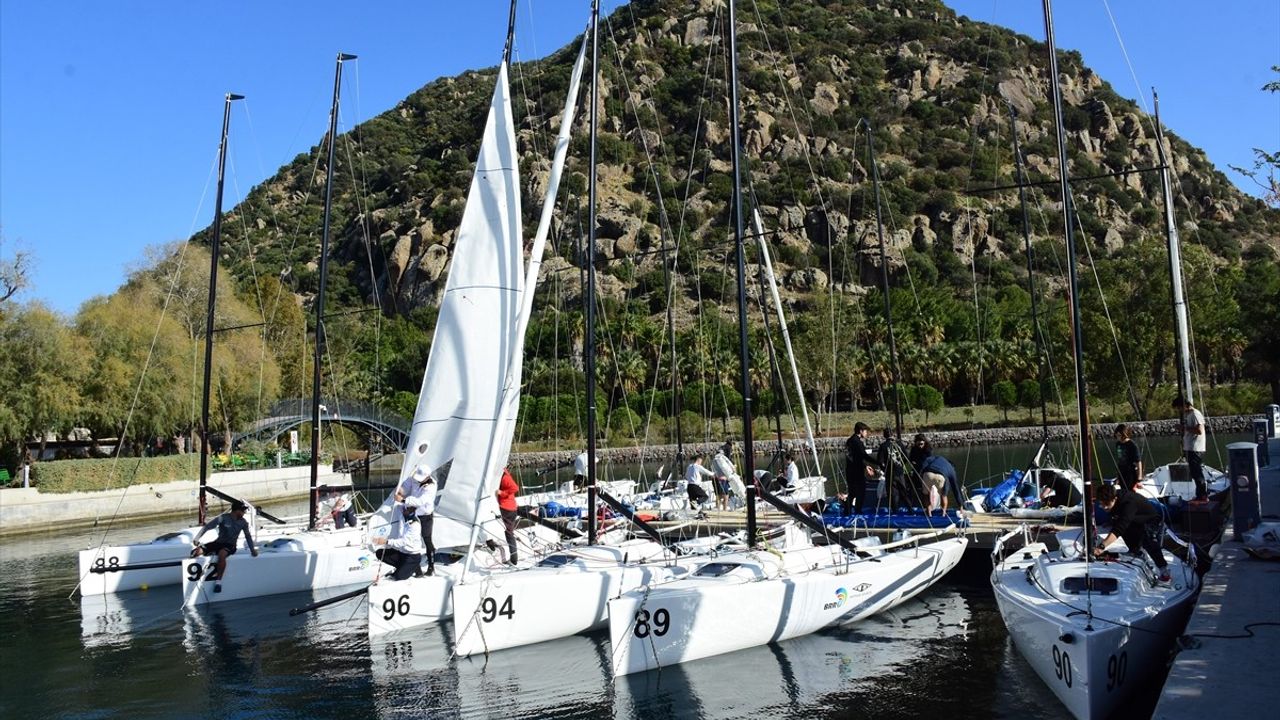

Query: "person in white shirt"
left=711, top=442, right=742, bottom=511
left=396, top=463, right=438, bottom=575
left=371, top=506, right=425, bottom=581
left=783, top=451, right=800, bottom=488
left=1173, top=396, right=1208, bottom=499
left=684, top=454, right=715, bottom=507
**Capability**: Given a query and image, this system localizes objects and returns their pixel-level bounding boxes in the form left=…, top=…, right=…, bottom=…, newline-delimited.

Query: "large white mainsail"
left=399, top=62, right=524, bottom=549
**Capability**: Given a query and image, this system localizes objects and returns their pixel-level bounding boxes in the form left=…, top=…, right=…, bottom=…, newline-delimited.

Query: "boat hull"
left=181, top=528, right=377, bottom=605
left=609, top=536, right=968, bottom=676
left=992, top=544, right=1198, bottom=719
left=78, top=528, right=204, bottom=595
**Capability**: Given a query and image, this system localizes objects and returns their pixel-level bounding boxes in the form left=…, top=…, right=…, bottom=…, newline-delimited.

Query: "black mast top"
left=1041, top=0, right=1093, bottom=556
left=502, top=0, right=518, bottom=67
left=585, top=0, right=600, bottom=546
left=1007, top=104, right=1051, bottom=444
left=198, top=92, right=243, bottom=526
left=310, top=52, right=356, bottom=530
left=866, top=126, right=903, bottom=444
left=726, top=0, right=757, bottom=546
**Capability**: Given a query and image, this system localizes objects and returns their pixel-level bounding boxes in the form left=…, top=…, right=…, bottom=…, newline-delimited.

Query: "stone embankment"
left=505, top=415, right=1254, bottom=468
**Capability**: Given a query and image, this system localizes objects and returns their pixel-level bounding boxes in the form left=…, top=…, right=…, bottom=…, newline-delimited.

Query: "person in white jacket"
left=396, top=463, right=437, bottom=576
left=372, top=505, right=426, bottom=582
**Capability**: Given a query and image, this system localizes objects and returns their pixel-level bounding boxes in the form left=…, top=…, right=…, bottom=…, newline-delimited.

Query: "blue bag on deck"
left=983, top=469, right=1024, bottom=512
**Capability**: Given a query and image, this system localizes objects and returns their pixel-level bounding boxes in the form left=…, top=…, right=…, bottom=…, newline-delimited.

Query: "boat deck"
left=1155, top=436, right=1280, bottom=719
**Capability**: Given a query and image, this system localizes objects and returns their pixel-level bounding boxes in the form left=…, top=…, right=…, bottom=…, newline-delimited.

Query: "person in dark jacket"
left=1113, top=424, right=1143, bottom=493
left=877, top=429, right=914, bottom=510
left=1094, top=483, right=1171, bottom=582
left=843, top=422, right=878, bottom=515
left=918, top=453, right=959, bottom=513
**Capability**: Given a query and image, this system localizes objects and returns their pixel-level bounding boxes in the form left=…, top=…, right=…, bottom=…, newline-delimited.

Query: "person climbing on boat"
left=843, top=422, right=878, bottom=515
left=496, top=467, right=520, bottom=565
left=916, top=448, right=959, bottom=514
left=712, top=442, right=741, bottom=511
left=396, top=463, right=437, bottom=576
left=319, top=488, right=358, bottom=529
left=190, top=500, right=258, bottom=594
left=1172, top=397, right=1207, bottom=500
left=1093, top=483, right=1171, bottom=583
left=371, top=505, right=425, bottom=582
left=1113, top=424, right=1144, bottom=494
left=684, top=453, right=714, bottom=509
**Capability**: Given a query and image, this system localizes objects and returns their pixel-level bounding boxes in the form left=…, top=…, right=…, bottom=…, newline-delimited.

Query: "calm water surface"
left=3, top=435, right=1243, bottom=719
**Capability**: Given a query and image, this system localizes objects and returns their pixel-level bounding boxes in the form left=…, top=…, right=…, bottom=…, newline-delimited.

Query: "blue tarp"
left=982, top=469, right=1024, bottom=512
left=541, top=502, right=583, bottom=519
left=820, top=507, right=970, bottom=529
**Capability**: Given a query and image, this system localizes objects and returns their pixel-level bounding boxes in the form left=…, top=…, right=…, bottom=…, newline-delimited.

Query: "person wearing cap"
left=397, top=462, right=438, bottom=576
left=843, top=422, right=879, bottom=515
left=1172, top=396, right=1207, bottom=499
left=191, top=500, right=259, bottom=593
left=371, top=505, right=426, bottom=582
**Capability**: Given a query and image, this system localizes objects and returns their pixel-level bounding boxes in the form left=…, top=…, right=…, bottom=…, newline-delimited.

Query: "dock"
left=1155, top=437, right=1280, bottom=718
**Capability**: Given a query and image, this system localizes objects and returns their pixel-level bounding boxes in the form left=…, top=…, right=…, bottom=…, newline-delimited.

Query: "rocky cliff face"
left=205, top=0, right=1278, bottom=321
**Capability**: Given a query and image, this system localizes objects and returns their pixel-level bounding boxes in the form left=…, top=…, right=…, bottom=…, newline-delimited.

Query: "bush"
left=992, top=380, right=1018, bottom=421
left=34, top=455, right=204, bottom=493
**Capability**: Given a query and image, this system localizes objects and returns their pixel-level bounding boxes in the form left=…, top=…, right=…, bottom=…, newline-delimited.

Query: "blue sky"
left=2, top=1, right=1276, bottom=316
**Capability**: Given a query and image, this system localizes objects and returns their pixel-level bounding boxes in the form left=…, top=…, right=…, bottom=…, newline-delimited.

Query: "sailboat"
left=365, top=2, right=592, bottom=637
left=990, top=4, right=1199, bottom=718
left=181, top=54, right=381, bottom=606
left=607, top=0, right=966, bottom=677
left=76, top=93, right=300, bottom=596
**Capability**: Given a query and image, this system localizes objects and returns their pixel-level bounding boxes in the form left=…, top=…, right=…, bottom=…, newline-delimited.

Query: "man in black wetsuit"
left=843, top=422, right=878, bottom=515
left=1093, top=482, right=1171, bottom=583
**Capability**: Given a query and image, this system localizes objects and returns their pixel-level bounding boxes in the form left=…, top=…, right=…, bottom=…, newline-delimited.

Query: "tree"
left=0, top=234, right=32, bottom=304
left=0, top=303, right=89, bottom=465
left=915, top=384, right=944, bottom=423
left=1229, top=66, right=1280, bottom=207
left=1018, top=379, right=1042, bottom=421
left=992, top=380, right=1018, bottom=422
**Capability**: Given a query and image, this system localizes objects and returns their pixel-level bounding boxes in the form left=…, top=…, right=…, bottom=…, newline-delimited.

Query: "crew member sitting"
left=371, top=505, right=425, bottom=582
left=191, top=500, right=259, bottom=593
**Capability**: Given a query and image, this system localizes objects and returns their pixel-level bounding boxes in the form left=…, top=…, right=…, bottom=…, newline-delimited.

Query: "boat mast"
left=585, top=0, right=600, bottom=546
left=726, top=0, right=757, bottom=545
left=1041, top=0, right=1094, bottom=557
left=502, top=0, right=518, bottom=66
left=867, top=125, right=904, bottom=508
left=310, top=52, right=356, bottom=530
left=1008, top=104, right=1051, bottom=444
left=197, top=92, right=243, bottom=526
left=1153, top=92, right=1194, bottom=409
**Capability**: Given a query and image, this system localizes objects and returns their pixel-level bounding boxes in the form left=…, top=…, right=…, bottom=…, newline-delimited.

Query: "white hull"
left=991, top=536, right=1198, bottom=719
left=1139, top=462, right=1228, bottom=503
left=78, top=527, right=206, bottom=595
left=451, top=539, right=683, bottom=657
left=181, top=526, right=377, bottom=605
left=609, top=534, right=968, bottom=676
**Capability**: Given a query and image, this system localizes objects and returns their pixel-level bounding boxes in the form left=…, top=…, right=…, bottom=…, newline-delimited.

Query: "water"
left=2, top=434, right=1244, bottom=719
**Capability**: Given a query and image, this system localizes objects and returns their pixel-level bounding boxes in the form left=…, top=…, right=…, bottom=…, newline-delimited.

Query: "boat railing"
left=991, top=525, right=1032, bottom=569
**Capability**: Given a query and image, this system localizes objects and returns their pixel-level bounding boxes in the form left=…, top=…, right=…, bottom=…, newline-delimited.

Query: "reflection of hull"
left=609, top=535, right=968, bottom=676
left=614, top=588, right=972, bottom=715
left=452, top=540, right=682, bottom=657
left=992, top=539, right=1197, bottom=720
left=181, top=527, right=377, bottom=605
left=80, top=586, right=183, bottom=647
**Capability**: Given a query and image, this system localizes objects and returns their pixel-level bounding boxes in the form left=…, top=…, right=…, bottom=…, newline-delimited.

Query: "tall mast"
left=662, top=238, right=683, bottom=465
left=867, top=127, right=903, bottom=444
left=1153, top=91, right=1194, bottom=408
left=197, top=92, right=243, bottom=525
left=310, top=52, right=356, bottom=530
left=1041, top=0, right=1093, bottom=557
left=726, top=0, right=757, bottom=545
left=585, top=0, right=600, bottom=546
left=502, top=0, right=518, bottom=67
left=1008, top=104, right=1050, bottom=443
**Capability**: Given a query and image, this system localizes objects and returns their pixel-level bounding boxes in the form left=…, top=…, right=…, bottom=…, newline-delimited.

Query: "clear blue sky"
left=2, top=1, right=1276, bottom=316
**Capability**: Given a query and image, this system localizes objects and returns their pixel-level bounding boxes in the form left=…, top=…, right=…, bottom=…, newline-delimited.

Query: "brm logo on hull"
left=824, top=583, right=872, bottom=610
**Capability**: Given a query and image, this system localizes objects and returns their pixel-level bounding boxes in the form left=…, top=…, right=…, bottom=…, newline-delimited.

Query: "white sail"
left=400, top=62, right=524, bottom=549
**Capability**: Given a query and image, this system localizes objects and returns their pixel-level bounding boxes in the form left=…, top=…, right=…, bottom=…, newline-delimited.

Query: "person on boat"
left=190, top=500, right=259, bottom=594
left=684, top=454, right=714, bottom=509
left=877, top=429, right=914, bottom=510
left=496, top=467, right=520, bottom=565
left=908, top=433, right=932, bottom=469
left=1093, top=482, right=1171, bottom=583
left=319, top=488, right=358, bottom=529
left=396, top=464, right=438, bottom=576
left=1113, top=424, right=1144, bottom=494
left=711, top=442, right=740, bottom=511
left=1172, top=397, right=1207, bottom=500
left=782, top=451, right=800, bottom=489
left=371, top=505, right=425, bottom=582
left=917, top=452, right=959, bottom=514
left=843, top=422, right=878, bottom=515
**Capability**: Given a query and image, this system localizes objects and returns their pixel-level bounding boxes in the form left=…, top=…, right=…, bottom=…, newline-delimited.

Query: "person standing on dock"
left=371, top=505, right=425, bottom=582
left=1172, top=397, right=1207, bottom=500
left=843, top=423, right=878, bottom=515
left=1113, top=424, right=1144, bottom=494
left=712, top=442, right=741, bottom=511
left=684, top=454, right=714, bottom=509
left=496, top=467, right=520, bottom=565
left=1093, top=483, right=1171, bottom=583
left=190, top=500, right=259, bottom=594
left=396, top=464, right=438, bottom=576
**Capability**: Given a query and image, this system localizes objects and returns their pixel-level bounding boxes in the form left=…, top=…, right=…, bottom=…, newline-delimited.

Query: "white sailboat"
left=990, top=4, right=1200, bottom=719
left=607, top=0, right=967, bottom=677
left=181, top=54, right=381, bottom=606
